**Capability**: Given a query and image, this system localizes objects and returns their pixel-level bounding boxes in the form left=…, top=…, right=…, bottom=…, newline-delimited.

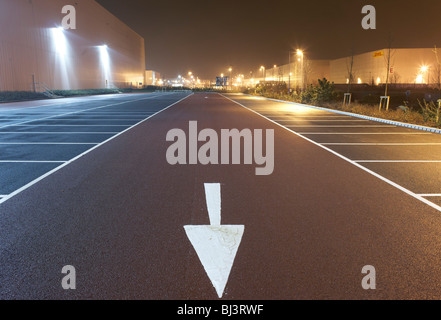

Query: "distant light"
left=416, top=74, right=424, bottom=84
left=296, top=49, right=303, bottom=56
left=421, top=65, right=428, bottom=72
left=376, top=77, right=381, bottom=85
left=357, top=78, right=362, bottom=84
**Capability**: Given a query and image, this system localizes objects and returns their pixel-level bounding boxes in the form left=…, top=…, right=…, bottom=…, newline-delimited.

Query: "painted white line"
left=273, top=119, right=370, bottom=122
left=221, top=94, right=441, bottom=213
left=245, top=94, right=441, bottom=134
left=0, top=143, right=98, bottom=145
left=286, top=125, right=394, bottom=128
left=0, top=161, right=66, bottom=163
left=0, top=132, right=119, bottom=134
left=297, top=132, right=431, bottom=135
left=184, top=183, right=244, bottom=298
left=0, top=93, right=193, bottom=205
left=205, top=183, right=221, bottom=226
left=355, top=160, right=441, bottom=163
left=419, top=194, right=441, bottom=197
left=322, top=143, right=441, bottom=146
left=9, top=125, right=130, bottom=127
left=262, top=115, right=353, bottom=118
left=0, top=94, right=169, bottom=130
left=31, top=119, right=144, bottom=121
left=0, top=92, right=166, bottom=113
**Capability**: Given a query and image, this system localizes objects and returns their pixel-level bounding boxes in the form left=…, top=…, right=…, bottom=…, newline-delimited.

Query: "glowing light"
left=357, top=78, right=362, bottom=84
left=416, top=74, right=424, bottom=84
left=421, top=65, right=428, bottom=73
left=99, top=45, right=111, bottom=88
left=52, top=27, right=67, bottom=55
left=376, top=77, right=381, bottom=85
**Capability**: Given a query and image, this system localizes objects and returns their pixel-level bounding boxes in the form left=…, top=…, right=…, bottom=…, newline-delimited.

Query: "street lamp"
left=297, top=49, right=304, bottom=93
left=229, top=67, right=232, bottom=90
left=421, top=65, right=429, bottom=85
left=260, top=66, right=266, bottom=82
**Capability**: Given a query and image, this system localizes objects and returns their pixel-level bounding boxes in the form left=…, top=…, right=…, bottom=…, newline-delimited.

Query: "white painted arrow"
left=184, top=183, right=245, bottom=298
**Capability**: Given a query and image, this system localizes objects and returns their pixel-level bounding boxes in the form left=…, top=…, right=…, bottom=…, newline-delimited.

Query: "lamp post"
left=297, top=49, right=304, bottom=93
left=288, top=50, right=295, bottom=93
left=260, top=66, right=266, bottom=82
left=229, top=67, right=232, bottom=90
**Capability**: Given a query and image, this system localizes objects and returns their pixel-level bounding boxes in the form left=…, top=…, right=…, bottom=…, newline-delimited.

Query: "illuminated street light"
left=421, top=65, right=429, bottom=85
left=297, top=49, right=304, bottom=93
left=260, top=66, right=266, bottom=82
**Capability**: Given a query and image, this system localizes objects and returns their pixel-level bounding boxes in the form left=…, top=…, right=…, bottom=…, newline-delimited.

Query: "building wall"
left=259, top=48, right=441, bottom=88
left=330, top=48, right=440, bottom=85
left=0, top=0, right=145, bottom=91
left=145, top=70, right=161, bottom=86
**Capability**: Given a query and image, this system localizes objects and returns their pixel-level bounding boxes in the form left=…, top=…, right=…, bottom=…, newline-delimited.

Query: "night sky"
left=96, top=0, right=441, bottom=80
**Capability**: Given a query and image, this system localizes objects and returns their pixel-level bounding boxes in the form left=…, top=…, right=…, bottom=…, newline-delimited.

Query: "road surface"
left=1, top=92, right=441, bottom=300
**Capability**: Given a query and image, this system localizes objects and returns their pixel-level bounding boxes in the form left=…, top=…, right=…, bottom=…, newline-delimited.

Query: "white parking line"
left=29, top=119, right=145, bottom=121
left=419, top=194, right=441, bottom=197
left=273, top=119, right=370, bottom=122
left=0, top=143, right=98, bottom=145
left=322, top=143, right=441, bottom=146
left=9, top=125, right=130, bottom=127
left=0, top=161, right=66, bottom=163
left=286, top=125, right=395, bottom=128
left=355, top=160, right=441, bottom=163
left=298, top=132, right=432, bottom=135
left=0, top=94, right=170, bottom=130
left=0, top=93, right=193, bottom=205
left=0, top=132, right=119, bottom=134
left=222, top=94, right=441, bottom=213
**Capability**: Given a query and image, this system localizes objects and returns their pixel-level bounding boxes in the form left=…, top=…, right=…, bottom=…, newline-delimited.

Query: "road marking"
left=262, top=115, right=353, bottom=118
left=273, top=119, right=371, bottom=122
left=297, top=132, right=432, bottom=135
left=355, top=160, right=441, bottom=163
left=0, top=94, right=171, bottom=130
left=8, top=125, right=131, bottom=127
left=0, top=132, right=119, bottom=134
left=286, top=125, right=394, bottom=128
left=28, top=119, right=145, bottom=121
left=184, top=183, right=244, bottom=299
left=0, top=143, right=98, bottom=145
left=322, top=143, right=441, bottom=146
left=222, top=94, right=441, bottom=213
left=419, top=194, right=441, bottom=197
left=0, top=161, right=66, bottom=163
left=0, top=93, right=193, bottom=205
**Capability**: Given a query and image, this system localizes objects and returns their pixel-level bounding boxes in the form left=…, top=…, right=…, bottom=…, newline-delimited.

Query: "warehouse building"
left=0, top=0, right=146, bottom=92
left=258, top=48, right=441, bottom=88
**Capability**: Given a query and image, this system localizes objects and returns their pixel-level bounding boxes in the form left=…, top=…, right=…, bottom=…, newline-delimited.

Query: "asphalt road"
left=1, top=92, right=441, bottom=300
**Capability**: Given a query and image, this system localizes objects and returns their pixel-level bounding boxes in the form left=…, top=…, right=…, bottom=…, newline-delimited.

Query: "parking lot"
left=225, top=94, right=441, bottom=212
left=0, top=92, right=191, bottom=203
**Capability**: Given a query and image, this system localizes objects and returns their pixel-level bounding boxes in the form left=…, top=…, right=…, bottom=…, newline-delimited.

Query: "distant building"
left=258, top=48, right=441, bottom=89
left=145, top=70, right=161, bottom=86
left=0, top=0, right=146, bottom=91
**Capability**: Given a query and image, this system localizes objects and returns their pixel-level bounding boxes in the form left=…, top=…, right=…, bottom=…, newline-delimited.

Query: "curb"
left=246, top=94, right=441, bottom=135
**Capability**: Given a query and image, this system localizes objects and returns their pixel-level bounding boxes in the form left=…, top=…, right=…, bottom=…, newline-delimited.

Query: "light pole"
left=288, top=50, right=295, bottom=93
left=260, top=66, right=266, bottom=82
left=229, top=67, right=232, bottom=90
left=297, top=49, right=304, bottom=93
